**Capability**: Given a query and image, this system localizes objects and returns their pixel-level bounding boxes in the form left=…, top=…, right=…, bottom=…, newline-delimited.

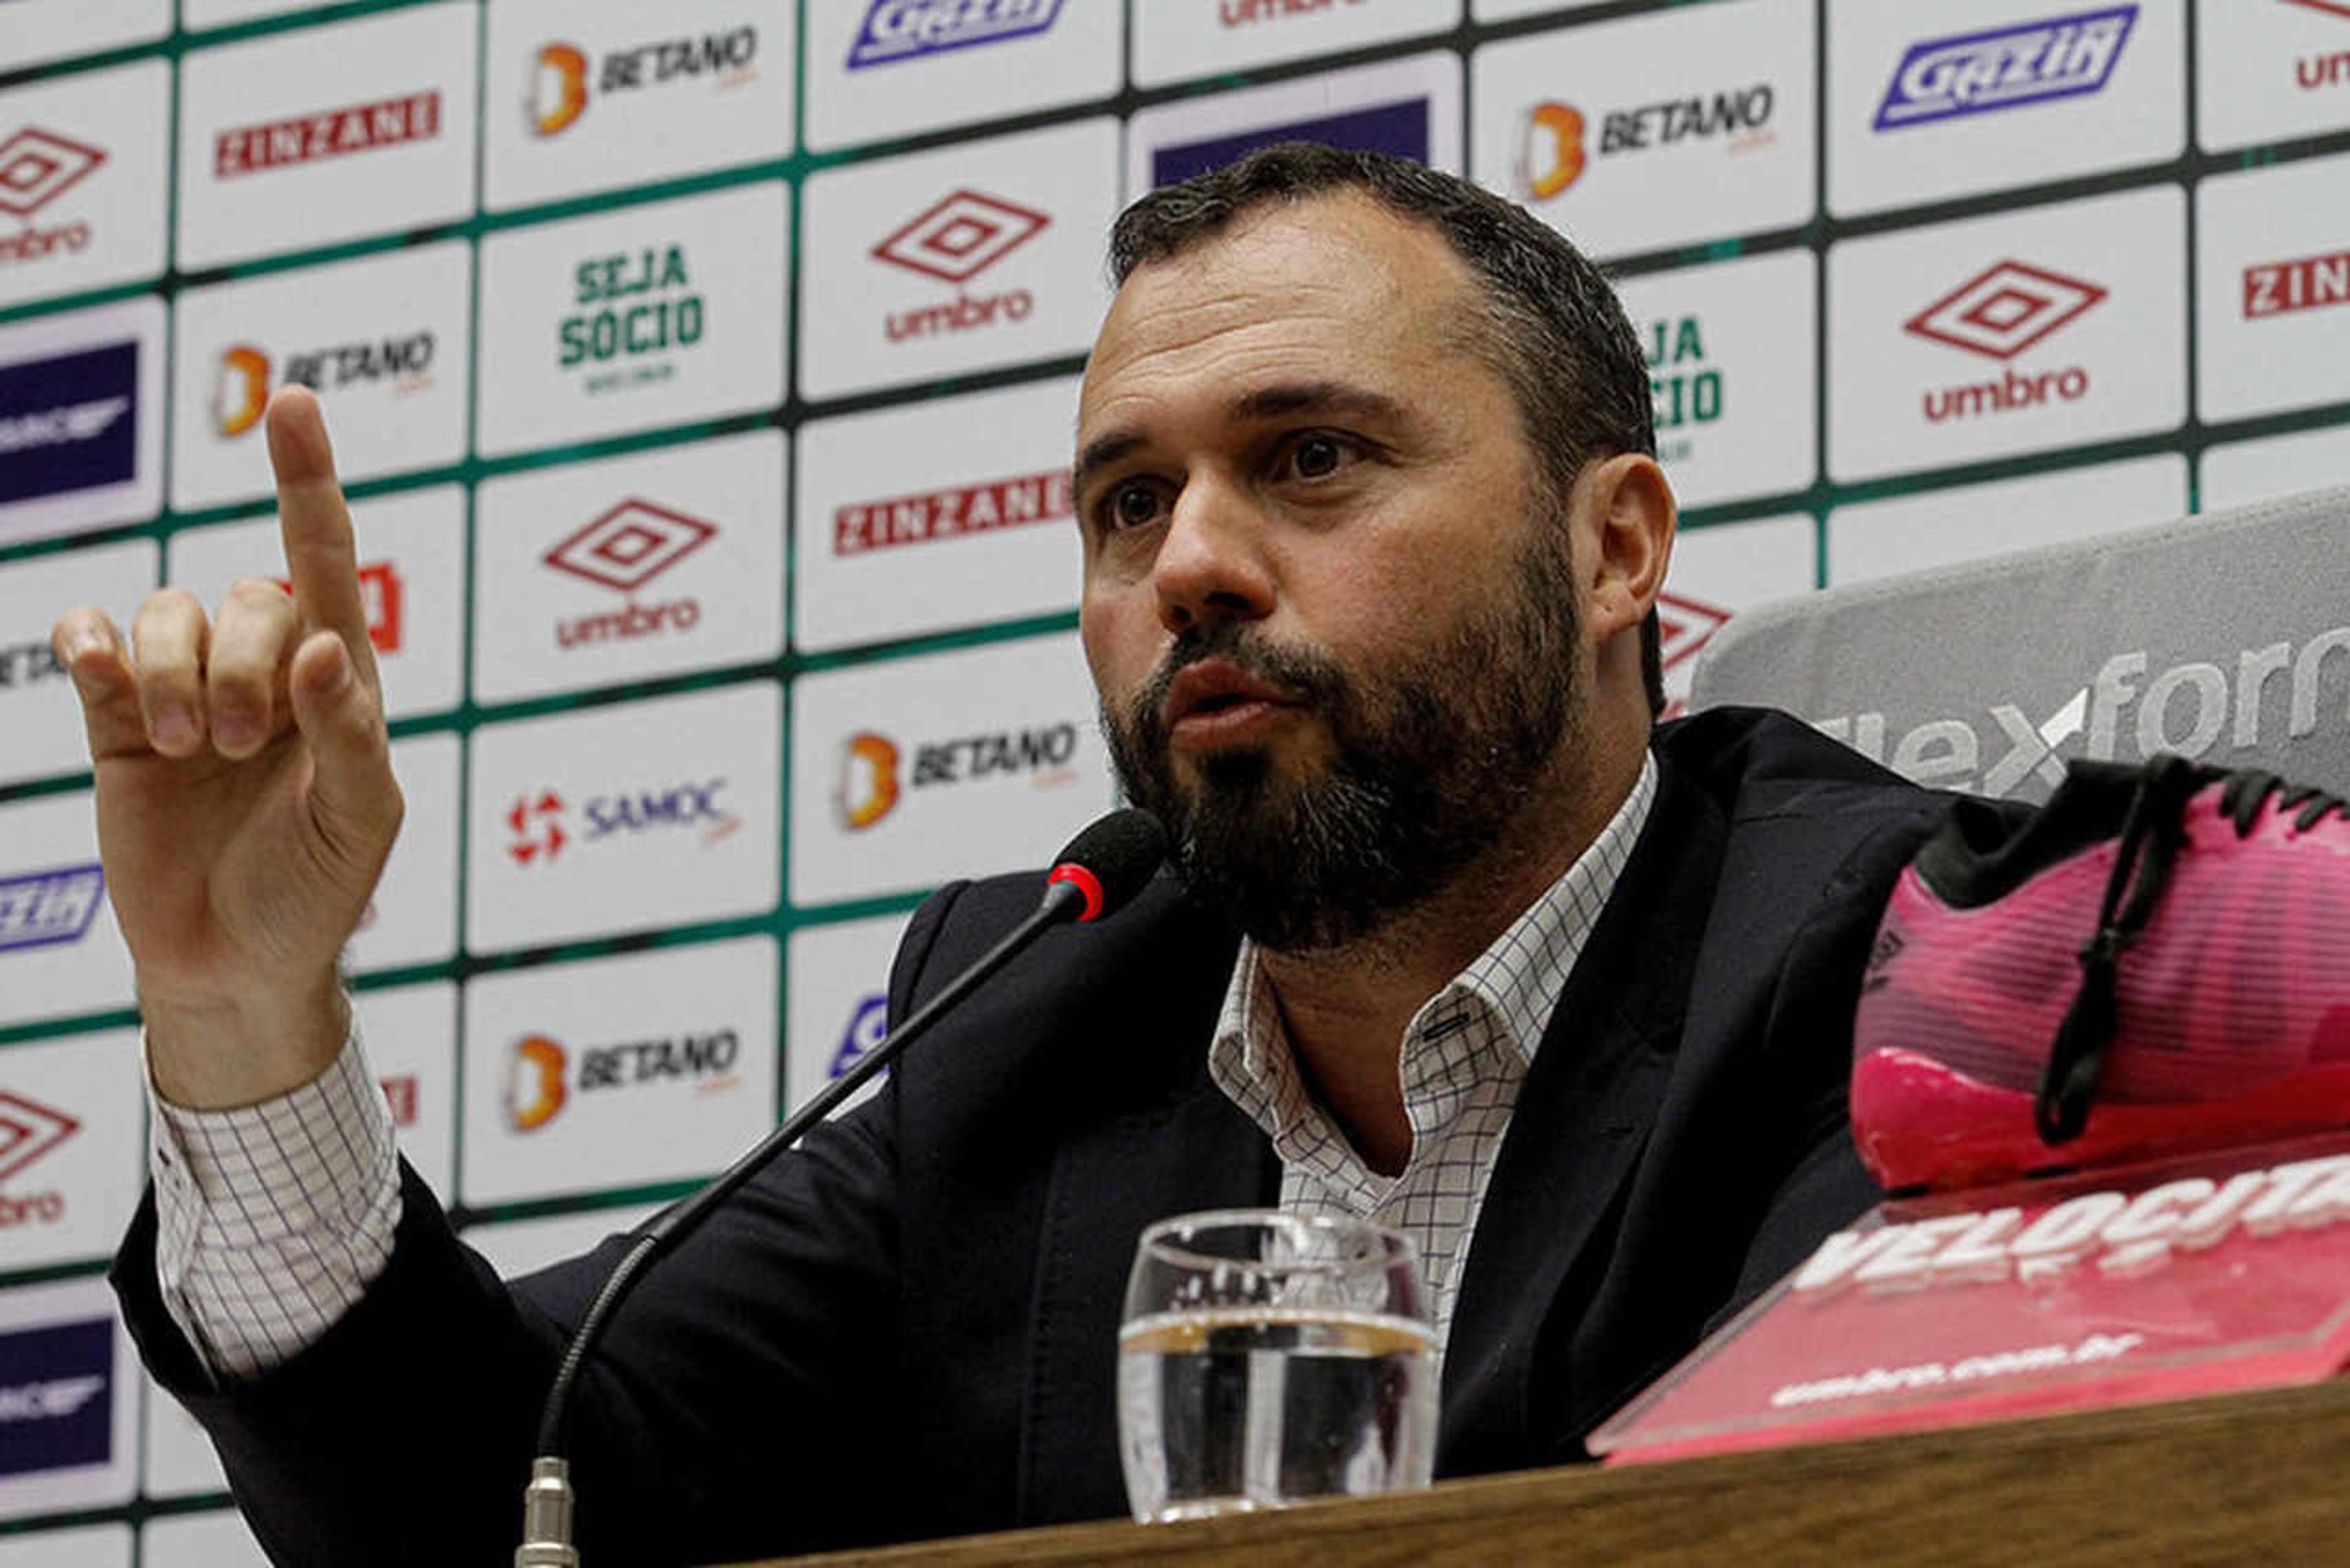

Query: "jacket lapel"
left=1016, top=1071, right=1275, bottom=1523
left=1438, top=755, right=1726, bottom=1475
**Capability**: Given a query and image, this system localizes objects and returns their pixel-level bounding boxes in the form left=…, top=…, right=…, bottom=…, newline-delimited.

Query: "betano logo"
left=832, top=468, right=1071, bottom=556
left=505, top=1026, right=742, bottom=1132
left=1815, top=627, right=2350, bottom=797
left=836, top=723, right=1080, bottom=831
left=1873, top=6, right=2135, bottom=131
left=871, top=189, right=1050, bottom=343
left=1515, top=86, right=1775, bottom=206
left=527, top=28, right=760, bottom=138
left=542, top=498, right=715, bottom=649
left=2244, top=248, right=2350, bottom=319
left=0, top=125, right=106, bottom=267
left=213, top=91, right=442, bottom=178
left=845, top=0, right=1063, bottom=70
left=1904, top=260, right=2106, bottom=425
left=212, top=334, right=437, bottom=438
left=0, top=1091, right=79, bottom=1230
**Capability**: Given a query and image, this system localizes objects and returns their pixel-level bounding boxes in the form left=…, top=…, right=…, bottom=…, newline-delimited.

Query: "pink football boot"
left=1852, top=756, right=2350, bottom=1193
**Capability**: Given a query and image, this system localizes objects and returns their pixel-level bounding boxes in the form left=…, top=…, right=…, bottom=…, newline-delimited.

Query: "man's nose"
left=1152, top=476, right=1275, bottom=635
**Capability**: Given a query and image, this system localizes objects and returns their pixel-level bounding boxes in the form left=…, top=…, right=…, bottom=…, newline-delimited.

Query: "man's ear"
left=1577, top=452, right=1677, bottom=644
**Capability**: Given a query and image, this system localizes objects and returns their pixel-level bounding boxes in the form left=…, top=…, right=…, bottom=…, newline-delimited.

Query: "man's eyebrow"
left=1073, top=382, right=1423, bottom=499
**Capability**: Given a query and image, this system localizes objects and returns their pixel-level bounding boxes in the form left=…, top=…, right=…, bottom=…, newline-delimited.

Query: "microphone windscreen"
left=1050, top=808, right=1167, bottom=919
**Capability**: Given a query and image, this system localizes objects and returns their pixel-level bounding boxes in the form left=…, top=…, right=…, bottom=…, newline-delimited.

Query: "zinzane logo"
left=1905, top=260, right=2106, bottom=426
left=213, top=92, right=442, bottom=177
left=2243, top=249, right=2350, bottom=319
left=1222, top=0, right=1369, bottom=22
left=832, top=468, right=1070, bottom=556
left=871, top=190, right=1051, bottom=345
left=845, top=0, right=1063, bottom=69
left=527, top=28, right=761, bottom=138
left=0, top=126, right=106, bottom=268
left=1815, top=626, right=2350, bottom=797
left=1873, top=6, right=2136, bottom=130
left=542, top=499, right=717, bottom=649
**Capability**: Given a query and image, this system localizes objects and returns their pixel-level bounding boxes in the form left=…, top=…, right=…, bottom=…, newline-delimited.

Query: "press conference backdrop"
left=0, top=1, right=2345, bottom=1560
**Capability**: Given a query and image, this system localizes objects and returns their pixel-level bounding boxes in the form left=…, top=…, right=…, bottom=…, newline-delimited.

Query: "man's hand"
left=48, top=387, right=403, bottom=1109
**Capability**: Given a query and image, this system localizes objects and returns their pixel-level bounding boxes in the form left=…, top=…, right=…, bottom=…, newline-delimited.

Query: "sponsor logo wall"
left=0, top=1, right=2345, bottom=1551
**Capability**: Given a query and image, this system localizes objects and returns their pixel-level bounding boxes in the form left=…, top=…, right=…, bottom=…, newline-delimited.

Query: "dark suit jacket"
left=113, top=707, right=1956, bottom=1566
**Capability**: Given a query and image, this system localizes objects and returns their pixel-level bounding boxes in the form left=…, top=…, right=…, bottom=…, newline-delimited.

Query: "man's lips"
left=1160, top=661, right=1305, bottom=744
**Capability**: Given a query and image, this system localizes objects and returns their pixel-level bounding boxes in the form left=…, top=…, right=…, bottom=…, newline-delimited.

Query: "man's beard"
left=1100, top=518, right=1583, bottom=954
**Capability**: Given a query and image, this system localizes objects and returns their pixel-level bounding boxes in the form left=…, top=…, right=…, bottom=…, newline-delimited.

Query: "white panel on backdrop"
left=789, top=633, right=1117, bottom=906
left=785, top=912, right=911, bottom=1115
left=1472, top=0, right=1611, bottom=20
left=0, top=540, right=154, bottom=789
left=1471, top=0, right=1816, bottom=260
left=165, top=486, right=468, bottom=722
left=797, top=120, right=1118, bottom=403
left=476, top=181, right=788, bottom=458
left=2197, top=0, right=2350, bottom=152
left=0, top=792, right=133, bottom=1028
left=0, top=1028, right=141, bottom=1273
left=170, top=242, right=472, bottom=513
left=460, top=937, right=778, bottom=1206
left=0, top=1277, right=138, bottom=1521
left=793, top=377, right=1083, bottom=652
left=1616, top=251, right=1817, bottom=510
left=0, top=1523, right=131, bottom=1568
left=1129, top=51, right=1464, bottom=191
left=1660, top=515, right=1817, bottom=714
left=174, top=3, right=480, bottom=270
left=344, top=733, right=461, bottom=976
left=466, top=682, right=781, bottom=952
left=0, top=296, right=166, bottom=548
left=1825, top=454, right=2188, bottom=585
left=1826, top=184, right=2185, bottom=483
left=2197, top=153, right=2350, bottom=425
left=0, top=59, right=170, bottom=312
left=0, top=3, right=168, bottom=73
left=1826, top=0, right=2185, bottom=219
left=183, top=0, right=342, bottom=28
left=482, top=0, right=797, bottom=214
left=2202, top=423, right=2350, bottom=511
left=1135, top=0, right=1460, bottom=90
left=472, top=431, right=785, bottom=705
left=460, top=1201, right=661, bottom=1280
left=141, top=1373, right=226, bottom=1499
left=138, top=1509, right=266, bottom=1568
left=354, top=980, right=458, bottom=1201
left=803, top=0, right=1121, bottom=153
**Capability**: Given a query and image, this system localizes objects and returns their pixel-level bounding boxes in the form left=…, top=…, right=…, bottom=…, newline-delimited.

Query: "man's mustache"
left=1126, top=624, right=1345, bottom=742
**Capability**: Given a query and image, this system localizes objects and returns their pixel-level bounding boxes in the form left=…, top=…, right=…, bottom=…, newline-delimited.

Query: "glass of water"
left=1116, top=1209, right=1438, bottom=1523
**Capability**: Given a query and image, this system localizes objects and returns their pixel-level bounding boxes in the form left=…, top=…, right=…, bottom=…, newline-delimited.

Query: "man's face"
left=1073, top=192, right=1587, bottom=950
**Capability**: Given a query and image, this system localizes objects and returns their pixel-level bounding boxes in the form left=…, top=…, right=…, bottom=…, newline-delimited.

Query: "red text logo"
left=214, top=92, right=442, bottom=177
left=833, top=468, right=1071, bottom=556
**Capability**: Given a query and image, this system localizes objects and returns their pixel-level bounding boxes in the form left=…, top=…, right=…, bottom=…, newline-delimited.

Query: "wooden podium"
left=746, top=1378, right=2350, bottom=1565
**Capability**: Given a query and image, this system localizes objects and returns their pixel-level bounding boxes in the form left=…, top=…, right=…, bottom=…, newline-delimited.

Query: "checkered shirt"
left=1206, top=753, right=1658, bottom=1352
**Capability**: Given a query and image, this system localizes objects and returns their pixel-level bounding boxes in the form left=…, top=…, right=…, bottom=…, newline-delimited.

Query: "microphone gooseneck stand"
left=515, top=808, right=1168, bottom=1566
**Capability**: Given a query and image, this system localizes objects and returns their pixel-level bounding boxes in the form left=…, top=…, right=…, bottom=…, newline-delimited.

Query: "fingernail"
left=308, top=639, right=352, bottom=696
left=62, top=627, right=103, bottom=664
left=214, top=707, right=258, bottom=750
left=154, top=704, right=198, bottom=749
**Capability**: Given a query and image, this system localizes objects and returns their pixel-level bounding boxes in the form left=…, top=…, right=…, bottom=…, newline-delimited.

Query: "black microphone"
left=515, top=808, right=1169, bottom=1566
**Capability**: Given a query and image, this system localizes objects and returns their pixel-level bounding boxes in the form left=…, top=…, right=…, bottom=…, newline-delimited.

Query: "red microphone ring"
left=1048, top=864, right=1105, bottom=922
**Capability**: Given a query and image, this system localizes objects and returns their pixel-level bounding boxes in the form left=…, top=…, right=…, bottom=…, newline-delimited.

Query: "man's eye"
left=1106, top=482, right=1163, bottom=531
left=1288, top=434, right=1351, bottom=480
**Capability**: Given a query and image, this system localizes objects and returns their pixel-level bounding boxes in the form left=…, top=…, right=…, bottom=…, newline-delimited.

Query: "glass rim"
left=1135, top=1207, right=1416, bottom=1275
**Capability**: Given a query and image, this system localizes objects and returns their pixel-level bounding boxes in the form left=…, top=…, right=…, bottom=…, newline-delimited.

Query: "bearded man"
left=59, top=145, right=1956, bottom=1563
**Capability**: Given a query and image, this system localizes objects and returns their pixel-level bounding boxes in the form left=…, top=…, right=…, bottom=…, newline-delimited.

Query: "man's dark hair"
left=1110, top=143, right=1666, bottom=717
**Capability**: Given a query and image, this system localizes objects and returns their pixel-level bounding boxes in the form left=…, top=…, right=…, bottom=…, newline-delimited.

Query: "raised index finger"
left=263, top=385, right=381, bottom=692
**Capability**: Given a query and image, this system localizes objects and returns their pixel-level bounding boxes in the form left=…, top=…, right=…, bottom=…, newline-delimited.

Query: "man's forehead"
left=1081, top=191, right=1474, bottom=414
